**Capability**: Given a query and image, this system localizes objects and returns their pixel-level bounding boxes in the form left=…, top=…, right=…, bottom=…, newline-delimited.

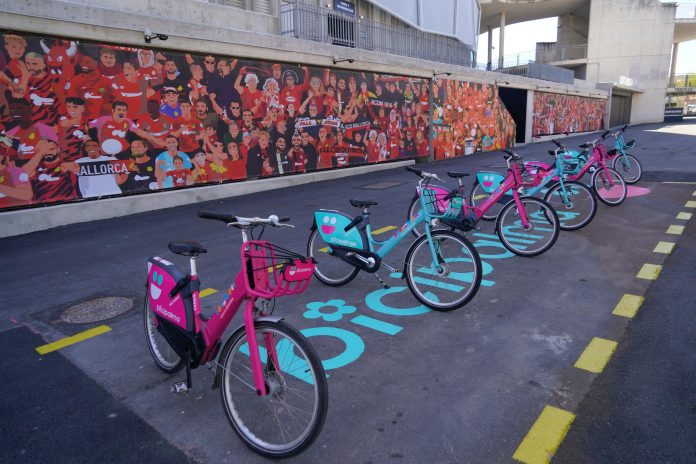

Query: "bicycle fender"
left=254, top=316, right=284, bottom=324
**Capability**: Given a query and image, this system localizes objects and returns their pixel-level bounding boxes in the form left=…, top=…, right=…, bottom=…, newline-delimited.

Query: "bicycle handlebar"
left=405, top=166, right=442, bottom=182
left=552, top=139, right=566, bottom=150
left=199, top=211, right=293, bottom=228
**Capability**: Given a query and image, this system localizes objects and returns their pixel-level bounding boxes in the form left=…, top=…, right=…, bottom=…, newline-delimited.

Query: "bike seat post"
left=190, top=256, right=198, bottom=277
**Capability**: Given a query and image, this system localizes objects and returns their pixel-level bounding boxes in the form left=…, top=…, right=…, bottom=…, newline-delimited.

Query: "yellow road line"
left=677, top=212, right=692, bottom=220
left=612, top=294, right=645, bottom=318
left=653, top=241, right=676, bottom=254
left=199, top=288, right=218, bottom=298
left=637, top=264, right=662, bottom=280
left=662, top=181, right=696, bottom=184
left=512, top=406, right=575, bottom=464
left=36, top=325, right=111, bottom=355
left=318, top=247, right=329, bottom=253
left=371, top=225, right=397, bottom=235
left=686, top=201, right=696, bottom=208
left=574, top=337, right=618, bottom=373
left=473, top=194, right=488, bottom=201
left=666, top=225, right=684, bottom=235
left=693, top=190, right=696, bottom=196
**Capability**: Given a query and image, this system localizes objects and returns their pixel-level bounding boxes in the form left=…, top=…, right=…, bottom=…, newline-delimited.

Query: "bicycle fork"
left=243, top=300, right=281, bottom=397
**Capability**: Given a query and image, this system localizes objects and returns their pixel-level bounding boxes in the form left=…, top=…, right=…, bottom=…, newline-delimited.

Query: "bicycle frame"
left=170, top=255, right=280, bottom=397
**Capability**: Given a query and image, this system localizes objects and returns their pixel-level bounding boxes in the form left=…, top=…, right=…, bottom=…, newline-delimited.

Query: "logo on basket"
left=150, top=271, right=164, bottom=300
left=321, top=215, right=337, bottom=235
left=155, top=304, right=181, bottom=324
left=483, top=175, right=494, bottom=188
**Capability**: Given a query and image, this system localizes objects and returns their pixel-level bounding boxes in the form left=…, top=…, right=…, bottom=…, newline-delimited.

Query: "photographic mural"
left=431, top=78, right=516, bottom=159
left=0, top=31, right=430, bottom=211
left=532, top=92, right=606, bottom=137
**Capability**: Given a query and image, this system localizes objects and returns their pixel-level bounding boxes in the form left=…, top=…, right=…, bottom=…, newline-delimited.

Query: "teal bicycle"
left=307, top=167, right=483, bottom=312
left=607, top=125, right=642, bottom=184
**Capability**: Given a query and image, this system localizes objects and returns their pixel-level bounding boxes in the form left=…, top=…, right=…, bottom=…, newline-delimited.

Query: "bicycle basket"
left=241, top=241, right=315, bottom=299
left=420, top=186, right=462, bottom=220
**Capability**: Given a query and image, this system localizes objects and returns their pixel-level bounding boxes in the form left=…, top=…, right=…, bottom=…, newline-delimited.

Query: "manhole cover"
left=61, top=297, right=134, bottom=324
left=362, top=181, right=405, bottom=189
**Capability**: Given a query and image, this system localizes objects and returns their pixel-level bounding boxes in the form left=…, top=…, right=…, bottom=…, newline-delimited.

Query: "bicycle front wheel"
left=307, top=228, right=360, bottom=286
left=404, top=230, right=482, bottom=311
left=592, top=167, right=627, bottom=206
left=219, top=320, right=328, bottom=458
left=543, top=181, right=597, bottom=231
left=143, top=293, right=185, bottom=374
left=470, top=181, right=501, bottom=221
left=612, top=154, right=642, bottom=184
left=496, top=197, right=560, bottom=257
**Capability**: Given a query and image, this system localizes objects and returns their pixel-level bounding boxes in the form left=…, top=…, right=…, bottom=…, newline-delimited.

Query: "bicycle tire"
left=469, top=181, right=500, bottom=221
left=592, top=167, right=627, bottom=206
left=218, top=320, right=328, bottom=458
left=612, top=154, right=642, bottom=184
left=307, top=228, right=360, bottom=286
left=543, top=181, right=597, bottom=231
left=143, top=293, right=185, bottom=374
left=496, top=197, right=560, bottom=257
left=404, top=230, right=482, bottom=311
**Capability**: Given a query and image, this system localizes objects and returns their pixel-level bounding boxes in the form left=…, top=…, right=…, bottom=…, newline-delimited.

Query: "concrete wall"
left=586, top=0, right=676, bottom=124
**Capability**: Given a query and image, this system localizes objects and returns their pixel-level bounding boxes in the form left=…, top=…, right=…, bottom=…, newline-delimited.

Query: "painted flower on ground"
left=304, top=299, right=357, bottom=322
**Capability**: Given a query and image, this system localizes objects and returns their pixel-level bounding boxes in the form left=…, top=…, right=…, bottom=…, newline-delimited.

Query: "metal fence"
left=279, top=2, right=474, bottom=67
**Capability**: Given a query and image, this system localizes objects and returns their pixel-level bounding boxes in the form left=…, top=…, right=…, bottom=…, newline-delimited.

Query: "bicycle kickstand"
left=171, top=351, right=193, bottom=394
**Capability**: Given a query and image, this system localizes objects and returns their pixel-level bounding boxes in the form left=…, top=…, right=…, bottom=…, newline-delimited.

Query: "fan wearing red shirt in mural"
left=287, top=133, right=308, bottom=174
left=415, top=130, right=428, bottom=157
left=98, top=48, right=122, bottom=80
left=4, top=100, right=58, bottom=163
left=111, top=61, right=150, bottom=119
left=23, top=139, right=78, bottom=203
left=365, top=130, right=379, bottom=163
left=23, top=52, right=60, bottom=126
left=314, top=127, right=333, bottom=170
left=165, top=155, right=192, bottom=187
left=172, top=100, right=203, bottom=155
left=67, top=52, right=113, bottom=120
left=333, top=130, right=351, bottom=167
left=280, top=66, right=309, bottom=111
left=187, top=62, right=208, bottom=103
left=136, top=100, right=174, bottom=140
left=202, top=133, right=233, bottom=183
left=235, top=68, right=264, bottom=119
left=226, top=141, right=246, bottom=180
left=58, top=97, right=89, bottom=162
left=0, top=149, right=32, bottom=209
left=89, top=101, right=163, bottom=157
left=2, top=34, right=27, bottom=84
left=387, top=109, right=401, bottom=159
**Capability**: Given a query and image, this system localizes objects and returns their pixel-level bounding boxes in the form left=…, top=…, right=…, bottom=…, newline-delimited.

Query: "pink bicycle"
left=144, top=211, right=328, bottom=458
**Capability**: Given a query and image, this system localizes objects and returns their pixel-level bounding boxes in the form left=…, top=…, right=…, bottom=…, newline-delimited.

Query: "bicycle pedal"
left=171, top=381, right=190, bottom=393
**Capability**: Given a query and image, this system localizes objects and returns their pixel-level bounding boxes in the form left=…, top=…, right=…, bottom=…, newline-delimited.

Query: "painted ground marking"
left=512, top=406, right=575, bottom=464
left=676, top=212, right=692, bottom=220
left=637, top=264, right=662, bottom=280
left=654, top=242, right=676, bottom=254
left=574, top=337, right=618, bottom=373
left=666, top=225, right=684, bottom=235
left=199, top=288, right=218, bottom=298
left=36, top=325, right=111, bottom=355
left=612, top=294, right=644, bottom=318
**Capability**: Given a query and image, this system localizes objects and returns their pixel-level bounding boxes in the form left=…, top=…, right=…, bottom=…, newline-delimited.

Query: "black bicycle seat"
left=169, top=241, right=208, bottom=256
left=579, top=143, right=592, bottom=149
left=548, top=150, right=557, bottom=156
left=447, top=171, right=470, bottom=178
left=350, top=199, right=378, bottom=208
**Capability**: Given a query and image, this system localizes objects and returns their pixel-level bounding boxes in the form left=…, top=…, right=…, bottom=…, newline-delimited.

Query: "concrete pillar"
left=669, top=42, right=679, bottom=87
left=498, top=11, right=506, bottom=69
left=487, top=26, right=493, bottom=70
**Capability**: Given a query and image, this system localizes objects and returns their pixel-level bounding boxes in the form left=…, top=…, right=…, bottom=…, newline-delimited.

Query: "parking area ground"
left=1, top=121, right=695, bottom=463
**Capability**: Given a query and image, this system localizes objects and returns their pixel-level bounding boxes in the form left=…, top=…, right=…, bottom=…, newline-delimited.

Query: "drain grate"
left=61, top=297, right=134, bottom=324
left=362, top=181, right=406, bottom=190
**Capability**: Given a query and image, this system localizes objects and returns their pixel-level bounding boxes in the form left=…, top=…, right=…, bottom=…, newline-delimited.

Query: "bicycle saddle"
left=169, top=241, right=208, bottom=256
left=447, top=171, right=470, bottom=178
left=350, top=199, right=378, bottom=208
left=579, top=143, right=593, bottom=149
left=548, top=150, right=557, bottom=156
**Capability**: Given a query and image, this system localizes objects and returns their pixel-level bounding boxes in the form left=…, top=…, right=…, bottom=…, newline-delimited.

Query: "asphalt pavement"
left=1, top=121, right=695, bottom=463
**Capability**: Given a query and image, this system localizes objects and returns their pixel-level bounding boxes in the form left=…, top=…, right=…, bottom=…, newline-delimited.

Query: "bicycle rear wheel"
left=404, top=230, right=482, bottom=311
left=543, top=181, right=597, bottom=231
left=592, top=167, right=627, bottom=206
left=612, top=154, right=642, bottom=184
left=143, top=293, right=185, bottom=373
left=307, top=228, right=360, bottom=286
left=469, top=181, right=501, bottom=221
left=496, top=197, right=560, bottom=257
left=218, top=320, right=328, bottom=458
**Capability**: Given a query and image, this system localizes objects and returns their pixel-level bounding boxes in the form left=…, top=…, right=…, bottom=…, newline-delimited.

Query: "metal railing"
left=676, top=3, right=696, bottom=19
left=279, top=2, right=474, bottom=67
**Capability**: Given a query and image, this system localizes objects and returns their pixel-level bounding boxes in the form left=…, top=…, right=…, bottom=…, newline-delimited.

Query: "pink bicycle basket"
left=241, top=240, right=315, bottom=299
